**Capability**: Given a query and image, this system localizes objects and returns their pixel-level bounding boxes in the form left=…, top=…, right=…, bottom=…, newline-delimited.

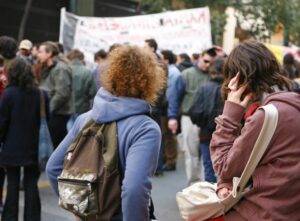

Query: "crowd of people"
left=0, top=34, right=299, bottom=221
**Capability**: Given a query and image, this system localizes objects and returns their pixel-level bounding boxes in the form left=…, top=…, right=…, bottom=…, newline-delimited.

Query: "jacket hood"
left=91, top=87, right=151, bottom=123
left=180, top=60, right=193, bottom=68
left=264, top=92, right=300, bottom=112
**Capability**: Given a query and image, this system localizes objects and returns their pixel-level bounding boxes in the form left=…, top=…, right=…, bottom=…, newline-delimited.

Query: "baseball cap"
left=19, top=39, right=33, bottom=50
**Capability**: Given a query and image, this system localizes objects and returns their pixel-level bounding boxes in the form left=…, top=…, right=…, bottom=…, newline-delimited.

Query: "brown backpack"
left=57, top=120, right=121, bottom=220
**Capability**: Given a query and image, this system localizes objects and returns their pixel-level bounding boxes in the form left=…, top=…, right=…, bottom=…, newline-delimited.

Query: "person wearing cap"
left=18, top=39, right=34, bottom=64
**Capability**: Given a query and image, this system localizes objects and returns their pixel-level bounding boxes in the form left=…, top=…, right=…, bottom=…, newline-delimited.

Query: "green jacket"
left=40, top=61, right=73, bottom=115
left=70, top=60, right=97, bottom=114
left=181, top=65, right=210, bottom=114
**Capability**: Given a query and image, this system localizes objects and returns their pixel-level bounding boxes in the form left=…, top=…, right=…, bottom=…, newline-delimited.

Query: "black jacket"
left=0, top=86, right=49, bottom=166
left=177, top=61, right=193, bottom=72
left=189, top=78, right=224, bottom=141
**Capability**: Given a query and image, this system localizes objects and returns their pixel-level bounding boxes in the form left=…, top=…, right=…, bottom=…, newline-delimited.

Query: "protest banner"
left=60, top=7, right=212, bottom=65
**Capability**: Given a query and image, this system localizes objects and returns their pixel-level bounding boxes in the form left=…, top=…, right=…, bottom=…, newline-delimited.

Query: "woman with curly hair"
left=0, top=58, right=49, bottom=221
left=209, top=40, right=300, bottom=220
left=46, top=45, right=166, bottom=221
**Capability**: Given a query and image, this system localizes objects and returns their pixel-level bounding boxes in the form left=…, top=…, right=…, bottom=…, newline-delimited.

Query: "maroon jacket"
left=211, top=92, right=300, bottom=221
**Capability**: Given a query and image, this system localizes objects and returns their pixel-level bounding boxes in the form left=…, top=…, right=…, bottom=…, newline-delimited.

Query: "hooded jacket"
left=211, top=92, right=300, bottom=220
left=46, top=88, right=161, bottom=221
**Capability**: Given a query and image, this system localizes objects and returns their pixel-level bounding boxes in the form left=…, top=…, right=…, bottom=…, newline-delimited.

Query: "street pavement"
left=14, top=153, right=187, bottom=221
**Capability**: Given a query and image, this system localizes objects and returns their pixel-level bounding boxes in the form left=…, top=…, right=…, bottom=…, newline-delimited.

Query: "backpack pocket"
left=58, top=177, right=99, bottom=217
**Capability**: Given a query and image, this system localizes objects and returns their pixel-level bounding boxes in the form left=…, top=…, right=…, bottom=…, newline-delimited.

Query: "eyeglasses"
left=203, top=59, right=211, bottom=64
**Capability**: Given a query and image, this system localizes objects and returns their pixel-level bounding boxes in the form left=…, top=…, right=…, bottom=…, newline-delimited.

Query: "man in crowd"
left=67, top=49, right=97, bottom=130
left=93, top=49, right=108, bottom=89
left=38, top=41, right=72, bottom=148
left=181, top=48, right=217, bottom=185
left=18, top=39, right=34, bottom=64
left=161, top=50, right=185, bottom=171
left=144, top=38, right=167, bottom=175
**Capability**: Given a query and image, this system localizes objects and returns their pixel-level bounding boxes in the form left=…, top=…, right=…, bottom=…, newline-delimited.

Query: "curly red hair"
left=101, top=46, right=166, bottom=105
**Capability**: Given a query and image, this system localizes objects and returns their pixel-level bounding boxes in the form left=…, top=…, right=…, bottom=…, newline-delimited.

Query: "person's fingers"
left=228, top=77, right=237, bottom=89
left=223, top=189, right=232, bottom=198
left=218, top=188, right=229, bottom=199
left=235, top=84, right=248, bottom=97
left=228, top=72, right=240, bottom=91
left=241, top=93, right=253, bottom=107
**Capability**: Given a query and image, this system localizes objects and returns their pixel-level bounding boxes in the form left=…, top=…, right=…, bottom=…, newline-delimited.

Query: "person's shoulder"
left=77, top=111, right=92, bottom=127
left=173, top=65, right=182, bottom=75
left=82, top=65, right=93, bottom=76
left=182, top=66, right=196, bottom=75
left=204, top=80, right=219, bottom=87
left=123, top=114, right=160, bottom=132
left=2, top=86, right=19, bottom=95
left=54, top=61, right=71, bottom=72
left=0, top=87, right=22, bottom=104
left=70, top=111, right=93, bottom=135
left=3, top=86, right=15, bottom=92
left=137, top=115, right=160, bottom=135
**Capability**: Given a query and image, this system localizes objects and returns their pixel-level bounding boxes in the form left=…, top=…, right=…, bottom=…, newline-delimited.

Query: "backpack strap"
left=66, top=119, right=104, bottom=153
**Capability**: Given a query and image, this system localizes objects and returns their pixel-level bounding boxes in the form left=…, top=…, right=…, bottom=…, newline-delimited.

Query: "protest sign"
left=60, top=7, right=212, bottom=64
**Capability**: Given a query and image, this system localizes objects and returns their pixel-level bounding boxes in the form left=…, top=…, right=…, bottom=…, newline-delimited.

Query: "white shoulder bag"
left=176, top=104, right=278, bottom=221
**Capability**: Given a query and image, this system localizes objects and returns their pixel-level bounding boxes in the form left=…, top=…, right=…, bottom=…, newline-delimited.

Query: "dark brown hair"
left=101, top=46, right=166, bottom=105
left=222, top=40, right=291, bottom=101
left=94, top=49, right=107, bottom=61
left=0, top=36, right=17, bottom=59
left=145, top=39, right=158, bottom=52
left=40, top=41, right=59, bottom=57
left=201, top=47, right=217, bottom=57
left=209, top=57, right=225, bottom=80
left=67, top=49, right=84, bottom=61
left=8, top=58, right=35, bottom=91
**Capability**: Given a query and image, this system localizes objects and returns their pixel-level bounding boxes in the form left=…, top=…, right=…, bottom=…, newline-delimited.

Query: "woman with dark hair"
left=0, top=35, right=17, bottom=216
left=0, top=58, right=48, bottom=221
left=209, top=41, right=300, bottom=220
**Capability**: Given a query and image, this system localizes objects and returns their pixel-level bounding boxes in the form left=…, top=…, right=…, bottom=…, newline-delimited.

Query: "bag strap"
left=232, top=104, right=278, bottom=197
left=40, top=90, right=46, bottom=118
left=66, top=119, right=105, bottom=153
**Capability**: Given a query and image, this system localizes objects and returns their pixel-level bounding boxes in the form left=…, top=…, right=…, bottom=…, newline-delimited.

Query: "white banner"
left=60, top=7, right=212, bottom=64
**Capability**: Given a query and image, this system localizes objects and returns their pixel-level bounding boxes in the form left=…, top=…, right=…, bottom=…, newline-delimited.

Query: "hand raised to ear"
left=227, top=73, right=252, bottom=108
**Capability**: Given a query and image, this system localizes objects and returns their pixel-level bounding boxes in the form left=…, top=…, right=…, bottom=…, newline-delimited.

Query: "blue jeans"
left=200, top=141, right=216, bottom=183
